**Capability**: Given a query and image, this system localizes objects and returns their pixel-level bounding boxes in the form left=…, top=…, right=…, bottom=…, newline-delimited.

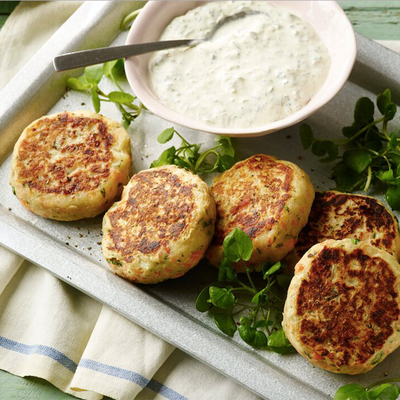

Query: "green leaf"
left=238, top=322, right=267, bottom=348
left=377, top=169, right=395, bottom=184
left=311, top=140, right=337, bottom=159
left=157, top=127, right=175, bottom=144
left=66, top=77, right=91, bottom=91
left=267, top=328, right=294, bottom=354
left=332, top=162, right=364, bottom=192
left=277, top=274, right=292, bottom=288
left=263, top=261, right=281, bottom=279
left=103, top=60, right=119, bottom=77
left=218, top=155, right=235, bottom=172
left=196, top=283, right=217, bottom=312
left=320, top=141, right=339, bottom=163
left=334, top=384, right=367, bottom=400
left=365, top=126, right=383, bottom=152
left=150, top=146, right=176, bottom=168
left=238, top=324, right=256, bottom=345
left=343, top=149, right=372, bottom=173
left=377, top=90, right=391, bottom=115
left=85, top=64, right=104, bottom=84
left=218, top=136, right=235, bottom=157
left=300, top=124, right=314, bottom=150
left=108, top=91, right=135, bottom=104
left=389, top=133, right=398, bottom=150
left=239, top=316, right=251, bottom=327
left=254, top=320, right=273, bottom=328
left=342, top=126, right=358, bottom=139
left=377, top=89, right=392, bottom=114
left=212, top=313, right=237, bottom=337
left=385, top=103, right=397, bottom=121
left=366, top=384, right=399, bottom=400
left=386, top=185, right=400, bottom=211
left=209, top=286, right=235, bottom=309
left=311, top=141, right=326, bottom=157
left=253, top=331, right=268, bottom=348
left=110, top=59, right=125, bottom=80
left=223, top=228, right=253, bottom=262
left=389, top=152, right=400, bottom=165
left=218, top=257, right=237, bottom=282
left=354, top=97, right=374, bottom=125
left=251, top=289, right=266, bottom=306
left=90, top=87, right=100, bottom=113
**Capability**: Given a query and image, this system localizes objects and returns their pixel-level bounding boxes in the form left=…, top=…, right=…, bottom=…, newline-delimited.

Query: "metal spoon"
left=53, top=40, right=200, bottom=71
left=53, top=10, right=262, bottom=72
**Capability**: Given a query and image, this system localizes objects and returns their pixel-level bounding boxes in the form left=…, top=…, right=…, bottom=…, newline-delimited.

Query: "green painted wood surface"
left=339, top=1, right=400, bottom=40
left=1, top=1, right=400, bottom=399
left=0, top=369, right=76, bottom=399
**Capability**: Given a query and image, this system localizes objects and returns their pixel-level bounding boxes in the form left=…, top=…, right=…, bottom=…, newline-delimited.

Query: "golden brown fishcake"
left=283, top=239, right=400, bottom=374
left=206, top=154, right=315, bottom=271
left=285, top=191, right=400, bottom=267
left=10, top=111, right=131, bottom=221
left=102, top=165, right=216, bottom=284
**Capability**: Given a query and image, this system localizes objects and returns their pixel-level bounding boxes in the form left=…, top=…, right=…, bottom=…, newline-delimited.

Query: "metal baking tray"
left=1, top=2, right=400, bottom=399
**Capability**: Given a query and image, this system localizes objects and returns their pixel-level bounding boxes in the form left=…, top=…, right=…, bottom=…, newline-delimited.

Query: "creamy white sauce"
left=149, top=1, right=331, bottom=129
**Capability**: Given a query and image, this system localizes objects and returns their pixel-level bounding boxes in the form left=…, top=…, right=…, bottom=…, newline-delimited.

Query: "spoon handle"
left=53, top=40, right=195, bottom=71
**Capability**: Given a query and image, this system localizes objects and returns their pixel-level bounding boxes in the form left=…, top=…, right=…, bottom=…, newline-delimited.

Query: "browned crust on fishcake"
left=294, top=191, right=400, bottom=260
left=211, top=154, right=294, bottom=244
left=206, top=154, right=315, bottom=271
left=298, top=246, right=399, bottom=365
left=106, top=168, right=197, bottom=262
left=14, top=112, right=114, bottom=195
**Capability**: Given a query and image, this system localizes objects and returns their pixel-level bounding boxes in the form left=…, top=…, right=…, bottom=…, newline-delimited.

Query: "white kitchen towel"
left=0, top=3, right=259, bottom=399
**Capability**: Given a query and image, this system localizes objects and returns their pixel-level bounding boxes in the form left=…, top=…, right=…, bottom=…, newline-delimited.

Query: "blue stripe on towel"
left=79, top=359, right=188, bottom=400
left=0, top=336, right=187, bottom=400
left=0, top=335, right=77, bottom=372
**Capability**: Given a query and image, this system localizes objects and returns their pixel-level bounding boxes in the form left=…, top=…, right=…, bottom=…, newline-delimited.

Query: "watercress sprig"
left=66, top=60, right=143, bottom=128
left=150, top=127, right=236, bottom=174
left=196, top=228, right=294, bottom=353
left=300, top=88, right=400, bottom=209
left=335, top=378, right=400, bottom=400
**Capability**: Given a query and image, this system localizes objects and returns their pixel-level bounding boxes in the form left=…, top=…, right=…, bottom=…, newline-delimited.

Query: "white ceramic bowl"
left=125, top=1, right=357, bottom=137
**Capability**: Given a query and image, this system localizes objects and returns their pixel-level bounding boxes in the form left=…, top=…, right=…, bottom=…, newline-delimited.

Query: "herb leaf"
left=209, top=286, right=235, bottom=309
left=157, top=127, right=175, bottom=144
left=85, top=64, right=104, bottom=84
left=67, top=59, right=143, bottom=127
left=108, top=91, right=135, bottom=104
left=343, top=149, right=372, bottom=173
left=151, top=129, right=236, bottom=175
left=300, top=124, right=314, bottom=150
left=223, top=228, right=253, bottom=262
left=196, top=228, right=290, bottom=352
left=212, top=313, right=237, bottom=337
left=300, top=89, right=400, bottom=209
left=354, top=97, right=374, bottom=125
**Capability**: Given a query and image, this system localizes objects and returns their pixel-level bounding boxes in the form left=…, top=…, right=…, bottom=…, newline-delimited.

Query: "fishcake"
left=10, top=111, right=131, bottom=221
left=206, top=154, right=315, bottom=271
left=285, top=191, right=400, bottom=267
left=283, top=239, right=400, bottom=374
left=102, top=165, right=216, bottom=284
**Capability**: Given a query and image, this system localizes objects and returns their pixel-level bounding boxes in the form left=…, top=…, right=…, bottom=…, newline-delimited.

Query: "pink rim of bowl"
left=125, top=1, right=357, bottom=137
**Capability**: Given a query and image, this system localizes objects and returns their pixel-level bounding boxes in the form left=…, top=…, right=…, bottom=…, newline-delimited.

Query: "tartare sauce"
left=149, top=1, right=331, bottom=129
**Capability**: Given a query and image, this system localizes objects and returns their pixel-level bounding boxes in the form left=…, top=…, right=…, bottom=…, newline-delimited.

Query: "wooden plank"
left=0, top=369, right=77, bottom=399
left=339, top=1, right=400, bottom=40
